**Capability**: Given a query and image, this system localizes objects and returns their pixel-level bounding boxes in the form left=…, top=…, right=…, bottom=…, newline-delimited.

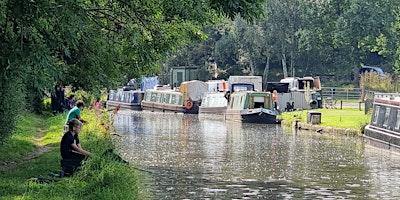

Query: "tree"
left=0, top=0, right=267, bottom=141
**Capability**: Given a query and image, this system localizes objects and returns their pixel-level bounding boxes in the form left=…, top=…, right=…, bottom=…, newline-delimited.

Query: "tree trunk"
left=290, top=50, right=295, bottom=77
left=263, top=56, right=270, bottom=90
left=282, top=53, right=288, bottom=78
left=353, top=64, right=360, bottom=86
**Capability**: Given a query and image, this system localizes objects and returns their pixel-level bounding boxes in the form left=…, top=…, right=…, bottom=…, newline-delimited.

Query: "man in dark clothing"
left=60, top=119, right=93, bottom=175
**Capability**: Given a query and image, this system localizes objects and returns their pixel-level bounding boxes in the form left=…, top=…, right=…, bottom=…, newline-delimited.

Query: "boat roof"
left=374, top=93, right=400, bottom=105
left=230, top=91, right=272, bottom=96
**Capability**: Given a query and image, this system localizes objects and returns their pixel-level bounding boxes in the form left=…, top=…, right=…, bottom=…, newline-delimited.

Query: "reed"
left=360, top=71, right=397, bottom=92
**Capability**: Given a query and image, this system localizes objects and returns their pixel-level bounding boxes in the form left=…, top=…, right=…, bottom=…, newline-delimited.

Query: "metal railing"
left=321, top=87, right=362, bottom=100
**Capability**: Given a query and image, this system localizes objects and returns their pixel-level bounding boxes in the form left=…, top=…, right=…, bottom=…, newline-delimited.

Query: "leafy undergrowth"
left=0, top=109, right=146, bottom=200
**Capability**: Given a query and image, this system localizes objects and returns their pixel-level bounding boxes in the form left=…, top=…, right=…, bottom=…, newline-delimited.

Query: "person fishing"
left=65, top=100, right=86, bottom=124
left=60, top=119, right=94, bottom=176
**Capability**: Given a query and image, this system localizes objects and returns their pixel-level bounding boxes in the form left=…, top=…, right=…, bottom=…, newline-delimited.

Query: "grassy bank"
left=278, top=108, right=371, bottom=131
left=0, top=110, right=146, bottom=199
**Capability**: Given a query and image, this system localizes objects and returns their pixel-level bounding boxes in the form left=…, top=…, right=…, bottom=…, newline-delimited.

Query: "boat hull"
left=141, top=101, right=185, bottom=113
left=199, top=106, right=227, bottom=115
left=140, top=89, right=200, bottom=114
left=106, top=90, right=144, bottom=110
left=106, top=101, right=142, bottom=110
left=225, top=109, right=278, bottom=124
left=364, top=125, right=400, bottom=150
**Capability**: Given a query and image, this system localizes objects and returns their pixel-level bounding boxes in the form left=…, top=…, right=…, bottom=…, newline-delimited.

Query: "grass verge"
left=0, top=110, right=146, bottom=200
left=278, top=108, right=371, bottom=131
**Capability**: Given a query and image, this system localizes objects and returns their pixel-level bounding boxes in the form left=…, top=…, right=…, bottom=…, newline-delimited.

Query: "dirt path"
left=0, top=145, right=55, bottom=171
left=0, top=127, right=56, bottom=171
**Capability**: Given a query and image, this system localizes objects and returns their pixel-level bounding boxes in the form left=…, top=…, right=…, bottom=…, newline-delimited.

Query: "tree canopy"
left=0, top=0, right=266, bottom=141
left=167, top=0, right=400, bottom=86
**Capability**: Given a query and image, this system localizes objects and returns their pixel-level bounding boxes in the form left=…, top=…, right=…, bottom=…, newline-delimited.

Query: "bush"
left=360, top=72, right=397, bottom=92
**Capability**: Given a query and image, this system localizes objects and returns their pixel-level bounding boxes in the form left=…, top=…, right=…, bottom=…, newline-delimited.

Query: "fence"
left=321, top=87, right=362, bottom=101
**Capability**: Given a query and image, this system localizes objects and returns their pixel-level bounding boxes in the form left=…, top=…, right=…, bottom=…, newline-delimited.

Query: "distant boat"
left=141, top=89, right=186, bottom=113
left=199, top=92, right=228, bottom=115
left=225, top=91, right=280, bottom=124
left=106, top=76, right=159, bottom=110
left=106, top=89, right=144, bottom=110
left=141, top=80, right=209, bottom=114
left=364, top=93, right=400, bottom=150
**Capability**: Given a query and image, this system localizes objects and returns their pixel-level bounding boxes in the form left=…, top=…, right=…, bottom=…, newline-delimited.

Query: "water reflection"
left=114, top=110, right=400, bottom=199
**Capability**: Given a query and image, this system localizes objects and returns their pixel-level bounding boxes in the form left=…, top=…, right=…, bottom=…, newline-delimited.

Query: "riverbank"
left=278, top=107, right=370, bottom=136
left=0, top=110, right=146, bottom=199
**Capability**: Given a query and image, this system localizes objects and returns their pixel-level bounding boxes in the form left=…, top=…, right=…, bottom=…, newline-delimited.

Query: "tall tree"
left=0, top=0, right=267, bottom=141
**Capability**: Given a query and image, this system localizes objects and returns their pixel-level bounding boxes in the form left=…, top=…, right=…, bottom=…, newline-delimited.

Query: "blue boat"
left=106, top=89, right=144, bottom=110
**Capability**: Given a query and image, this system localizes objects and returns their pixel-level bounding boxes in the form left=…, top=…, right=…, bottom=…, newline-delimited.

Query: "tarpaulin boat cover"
left=140, top=76, right=159, bottom=91
left=179, top=80, right=208, bottom=102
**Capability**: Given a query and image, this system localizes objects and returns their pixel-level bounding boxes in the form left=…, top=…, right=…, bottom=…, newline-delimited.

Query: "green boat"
left=225, top=91, right=280, bottom=124
left=141, top=89, right=186, bottom=113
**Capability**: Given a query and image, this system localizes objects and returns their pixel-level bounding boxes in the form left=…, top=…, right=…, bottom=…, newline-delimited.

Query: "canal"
left=113, top=110, right=400, bottom=199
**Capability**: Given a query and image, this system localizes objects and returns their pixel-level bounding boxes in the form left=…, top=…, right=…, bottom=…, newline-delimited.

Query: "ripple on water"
left=114, top=111, right=400, bottom=199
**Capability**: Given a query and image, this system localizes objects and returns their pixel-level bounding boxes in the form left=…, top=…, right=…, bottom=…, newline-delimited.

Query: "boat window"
left=253, top=96, right=264, bottom=108
left=383, top=107, right=391, bottom=127
left=229, top=98, right=234, bottom=108
left=389, top=108, right=397, bottom=130
left=151, top=92, right=158, bottom=102
left=155, top=93, right=161, bottom=102
left=372, top=105, right=380, bottom=125
left=146, top=92, right=151, bottom=101
left=395, top=110, right=400, bottom=131
left=177, top=95, right=183, bottom=105
left=165, top=94, right=171, bottom=103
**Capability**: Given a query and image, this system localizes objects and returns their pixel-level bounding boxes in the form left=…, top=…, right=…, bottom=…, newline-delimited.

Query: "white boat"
left=199, top=92, right=228, bottom=115
left=141, top=80, right=209, bottom=114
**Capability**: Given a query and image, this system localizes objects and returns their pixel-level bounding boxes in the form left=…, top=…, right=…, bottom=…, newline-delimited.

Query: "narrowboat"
left=225, top=91, right=280, bottom=124
left=141, top=80, right=209, bottom=114
left=106, top=89, right=144, bottom=110
left=106, top=76, right=159, bottom=110
left=364, top=93, right=400, bottom=150
left=140, top=89, right=186, bottom=113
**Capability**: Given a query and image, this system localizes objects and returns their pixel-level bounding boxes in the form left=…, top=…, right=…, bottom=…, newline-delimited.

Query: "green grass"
left=279, top=108, right=371, bottom=130
left=0, top=110, right=147, bottom=200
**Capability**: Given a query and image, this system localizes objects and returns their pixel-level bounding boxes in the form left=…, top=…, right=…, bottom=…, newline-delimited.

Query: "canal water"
left=113, top=110, right=400, bottom=199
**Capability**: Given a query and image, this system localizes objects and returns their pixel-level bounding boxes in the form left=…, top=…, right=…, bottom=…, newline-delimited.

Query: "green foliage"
left=360, top=72, right=397, bottom=92
left=0, top=65, right=26, bottom=142
left=209, top=0, right=266, bottom=22
left=0, top=110, right=146, bottom=199
left=165, top=0, right=400, bottom=86
left=1, top=0, right=266, bottom=141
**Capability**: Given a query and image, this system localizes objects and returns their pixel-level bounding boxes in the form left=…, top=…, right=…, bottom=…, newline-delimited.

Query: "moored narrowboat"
left=141, top=89, right=186, bottom=113
left=141, top=80, right=209, bottom=114
left=225, top=91, right=280, bottom=124
left=364, top=93, right=400, bottom=150
left=106, top=89, right=144, bottom=110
